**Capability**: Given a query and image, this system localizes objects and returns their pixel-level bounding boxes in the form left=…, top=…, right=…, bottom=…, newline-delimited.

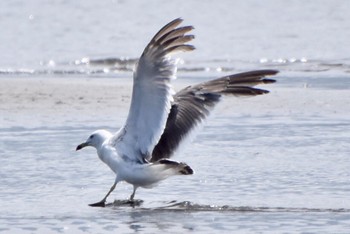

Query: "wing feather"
left=151, top=70, right=278, bottom=161
left=112, top=18, right=194, bottom=163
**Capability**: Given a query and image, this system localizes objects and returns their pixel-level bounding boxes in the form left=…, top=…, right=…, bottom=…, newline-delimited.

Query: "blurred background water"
left=1, top=0, right=350, bottom=233
left=1, top=0, right=350, bottom=79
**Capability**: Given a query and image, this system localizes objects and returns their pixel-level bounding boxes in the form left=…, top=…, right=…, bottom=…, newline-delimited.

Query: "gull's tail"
left=157, top=159, right=194, bottom=175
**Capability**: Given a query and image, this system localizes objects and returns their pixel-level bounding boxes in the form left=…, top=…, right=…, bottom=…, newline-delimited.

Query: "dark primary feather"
left=151, top=69, right=278, bottom=161
left=142, top=18, right=195, bottom=60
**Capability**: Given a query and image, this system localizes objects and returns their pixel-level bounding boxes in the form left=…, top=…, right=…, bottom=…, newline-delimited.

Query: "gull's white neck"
left=96, top=138, right=121, bottom=175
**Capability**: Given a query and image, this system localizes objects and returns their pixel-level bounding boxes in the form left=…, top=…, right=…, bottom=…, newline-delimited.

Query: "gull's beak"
left=76, top=142, right=89, bottom=151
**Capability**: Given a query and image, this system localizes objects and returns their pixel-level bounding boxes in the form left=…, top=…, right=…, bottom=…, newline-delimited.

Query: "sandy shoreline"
left=1, top=76, right=349, bottom=128
left=1, top=77, right=132, bottom=127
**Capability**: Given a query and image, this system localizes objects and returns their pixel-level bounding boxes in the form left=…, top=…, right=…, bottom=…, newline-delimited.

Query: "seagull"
left=76, top=18, right=277, bottom=207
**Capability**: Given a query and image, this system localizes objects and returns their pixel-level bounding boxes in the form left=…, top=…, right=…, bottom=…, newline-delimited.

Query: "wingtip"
left=270, top=70, right=279, bottom=76
left=262, top=78, right=277, bottom=84
left=171, top=18, right=195, bottom=31
left=174, top=17, right=184, bottom=22
left=167, top=17, right=184, bottom=28
left=259, top=69, right=279, bottom=76
left=167, top=18, right=184, bottom=27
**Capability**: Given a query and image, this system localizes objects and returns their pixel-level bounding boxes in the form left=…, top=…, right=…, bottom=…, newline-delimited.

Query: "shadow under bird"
left=76, top=18, right=278, bottom=207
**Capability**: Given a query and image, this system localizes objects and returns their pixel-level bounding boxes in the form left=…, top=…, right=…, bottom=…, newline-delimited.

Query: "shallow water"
left=1, top=114, right=350, bottom=233
left=1, top=0, right=350, bottom=233
left=1, top=0, right=350, bottom=77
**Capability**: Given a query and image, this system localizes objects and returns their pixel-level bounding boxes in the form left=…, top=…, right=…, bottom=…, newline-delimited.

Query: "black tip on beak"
left=76, top=142, right=87, bottom=151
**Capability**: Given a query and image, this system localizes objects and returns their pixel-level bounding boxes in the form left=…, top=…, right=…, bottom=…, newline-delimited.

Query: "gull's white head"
left=76, top=129, right=112, bottom=151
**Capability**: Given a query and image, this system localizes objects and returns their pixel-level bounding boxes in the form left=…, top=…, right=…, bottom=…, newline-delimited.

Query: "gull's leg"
left=129, top=185, right=137, bottom=201
left=89, top=182, right=117, bottom=207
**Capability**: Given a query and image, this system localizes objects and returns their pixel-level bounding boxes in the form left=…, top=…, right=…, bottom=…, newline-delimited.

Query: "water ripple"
left=2, top=57, right=350, bottom=78
left=106, top=200, right=350, bottom=213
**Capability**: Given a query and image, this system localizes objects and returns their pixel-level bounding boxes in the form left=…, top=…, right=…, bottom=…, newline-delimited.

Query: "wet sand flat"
left=1, top=76, right=349, bottom=128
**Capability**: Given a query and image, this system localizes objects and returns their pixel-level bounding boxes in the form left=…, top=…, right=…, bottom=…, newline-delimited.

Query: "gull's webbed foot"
left=89, top=200, right=106, bottom=207
left=89, top=182, right=117, bottom=207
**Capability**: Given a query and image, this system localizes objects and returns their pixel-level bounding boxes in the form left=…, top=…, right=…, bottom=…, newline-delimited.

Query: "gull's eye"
left=89, top=135, right=94, bottom=139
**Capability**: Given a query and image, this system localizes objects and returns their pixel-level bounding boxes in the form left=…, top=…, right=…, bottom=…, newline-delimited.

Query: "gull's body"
left=76, top=18, right=277, bottom=207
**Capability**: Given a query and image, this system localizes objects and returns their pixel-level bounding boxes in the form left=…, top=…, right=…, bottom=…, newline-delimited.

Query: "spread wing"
left=112, top=18, right=194, bottom=163
left=151, top=69, right=278, bottom=161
